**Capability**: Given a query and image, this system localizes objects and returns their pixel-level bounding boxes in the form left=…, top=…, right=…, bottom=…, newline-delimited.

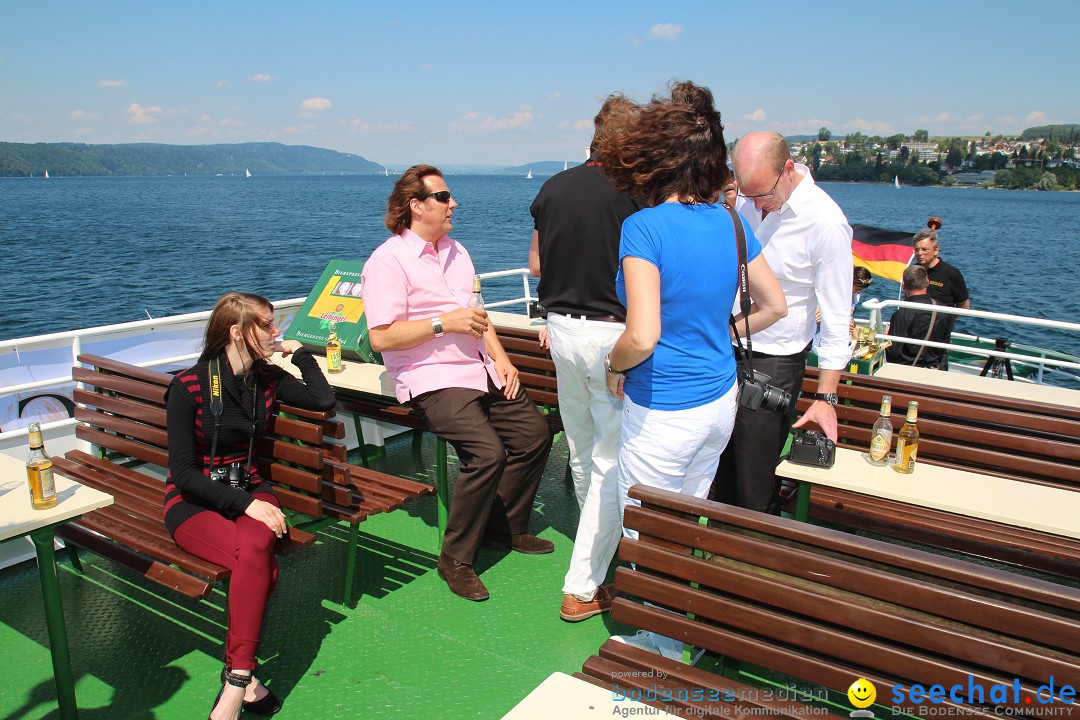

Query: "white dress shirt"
left=734, top=164, right=853, bottom=370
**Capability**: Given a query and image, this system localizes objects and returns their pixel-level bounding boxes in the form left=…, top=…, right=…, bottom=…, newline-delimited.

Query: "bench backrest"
left=493, top=326, right=558, bottom=407
left=800, top=367, right=1080, bottom=491
left=72, top=353, right=355, bottom=519
left=618, top=485, right=1080, bottom=716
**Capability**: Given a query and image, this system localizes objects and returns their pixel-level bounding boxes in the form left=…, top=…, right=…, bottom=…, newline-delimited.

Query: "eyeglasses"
left=737, top=167, right=786, bottom=200
left=418, top=190, right=452, bottom=204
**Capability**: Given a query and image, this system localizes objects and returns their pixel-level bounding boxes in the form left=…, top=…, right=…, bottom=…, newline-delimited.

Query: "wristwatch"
left=604, top=354, right=625, bottom=377
left=813, top=392, right=839, bottom=406
left=431, top=316, right=444, bottom=338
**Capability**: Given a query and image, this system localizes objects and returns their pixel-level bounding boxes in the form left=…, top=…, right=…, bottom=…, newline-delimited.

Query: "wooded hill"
left=0, top=142, right=384, bottom=177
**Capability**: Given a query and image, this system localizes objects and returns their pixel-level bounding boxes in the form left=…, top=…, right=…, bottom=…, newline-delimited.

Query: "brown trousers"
left=409, top=379, right=552, bottom=564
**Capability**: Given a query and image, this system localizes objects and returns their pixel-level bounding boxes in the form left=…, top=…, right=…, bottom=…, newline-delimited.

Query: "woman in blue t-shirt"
left=599, top=82, right=787, bottom=518
left=594, top=80, right=787, bottom=659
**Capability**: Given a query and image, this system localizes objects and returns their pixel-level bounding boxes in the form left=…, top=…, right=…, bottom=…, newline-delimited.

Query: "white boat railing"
left=862, top=299, right=1080, bottom=380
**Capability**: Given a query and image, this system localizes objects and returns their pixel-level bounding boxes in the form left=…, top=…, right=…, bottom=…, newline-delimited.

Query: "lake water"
left=1, top=175, right=1078, bottom=362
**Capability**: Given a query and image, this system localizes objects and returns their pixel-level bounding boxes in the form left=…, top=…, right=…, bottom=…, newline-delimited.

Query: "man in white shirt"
left=711, top=132, right=853, bottom=514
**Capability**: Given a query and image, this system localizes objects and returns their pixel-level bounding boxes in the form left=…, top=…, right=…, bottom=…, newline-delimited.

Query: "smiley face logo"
left=847, top=678, right=876, bottom=709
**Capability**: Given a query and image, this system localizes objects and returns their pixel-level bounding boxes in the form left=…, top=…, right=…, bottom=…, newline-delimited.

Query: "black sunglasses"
left=418, top=191, right=452, bottom=204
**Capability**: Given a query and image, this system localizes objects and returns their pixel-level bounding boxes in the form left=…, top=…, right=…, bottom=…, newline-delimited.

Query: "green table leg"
left=436, top=437, right=448, bottom=545
left=794, top=480, right=811, bottom=522
left=30, top=526, right=79, bottom=720
left=343, top=522, right=359, bottom=609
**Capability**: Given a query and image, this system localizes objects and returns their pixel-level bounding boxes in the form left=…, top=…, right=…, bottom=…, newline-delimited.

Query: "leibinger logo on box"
left=849, top=676, right=1078, bottom=717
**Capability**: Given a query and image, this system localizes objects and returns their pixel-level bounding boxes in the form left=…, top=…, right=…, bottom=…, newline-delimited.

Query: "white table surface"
left=0, top=453, right=114, bottom=542
left=778, top=446, right=1080, bottom=540
left=875, top=362, right=1080, bottom=409
left=502, top=672, right=679, bottom=719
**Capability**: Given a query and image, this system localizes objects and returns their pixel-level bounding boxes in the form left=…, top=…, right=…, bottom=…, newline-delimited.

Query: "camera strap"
left=722, top=203, right=757, bottom=380
left=206, top=357, right=257, bottom=483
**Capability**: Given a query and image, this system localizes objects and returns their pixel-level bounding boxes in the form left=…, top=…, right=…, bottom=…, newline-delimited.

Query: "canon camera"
left=210, top=462, right=251, bottom=491
left=737, top=370, right=793, bottom=415
left=787, top=429, right=836, bottom=468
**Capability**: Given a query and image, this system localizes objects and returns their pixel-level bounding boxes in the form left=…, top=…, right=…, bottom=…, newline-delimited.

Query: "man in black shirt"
left=887, top=265, right=950, bottom=368
left=529, top=95, right=642, bottom=623
left=913, top=228, right=970, bottom=315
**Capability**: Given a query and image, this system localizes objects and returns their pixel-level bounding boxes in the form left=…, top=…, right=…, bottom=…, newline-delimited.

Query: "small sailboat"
left=44, top=169, right=49, bottom=179
left=245, top=168, right=251, bottom=178
left=526, top=170, right=533, bottom=180
left=385, top=168, right=389, bottom=177
left=563, top=161, right=568, bottom=171
left=894, top=175, right=900, bottom=189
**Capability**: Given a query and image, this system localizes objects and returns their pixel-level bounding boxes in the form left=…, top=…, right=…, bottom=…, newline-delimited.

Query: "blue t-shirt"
left=615, top=202, right=762, bottom=410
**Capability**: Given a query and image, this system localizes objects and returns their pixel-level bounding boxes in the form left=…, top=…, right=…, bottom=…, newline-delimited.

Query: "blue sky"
left=2, top=1, right=1077, bottom=166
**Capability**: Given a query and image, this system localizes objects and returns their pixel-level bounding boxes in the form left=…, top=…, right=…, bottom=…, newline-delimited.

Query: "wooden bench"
left=53, top=353, right=433, bottom=606
left=794, top=366, right=1080, bottom=579
left=577, top=485, right=1080, bottom=718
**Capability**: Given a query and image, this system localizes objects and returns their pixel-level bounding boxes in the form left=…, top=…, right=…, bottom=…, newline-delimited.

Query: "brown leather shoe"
left=560, top=584, right=614, bottom=622
left=437, top=554, right=489, bottom=601
left=483, top=533, right=555, bottom=554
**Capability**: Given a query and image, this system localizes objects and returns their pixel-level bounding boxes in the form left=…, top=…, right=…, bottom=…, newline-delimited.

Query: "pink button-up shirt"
left=360, top=229, right=499, bottom=403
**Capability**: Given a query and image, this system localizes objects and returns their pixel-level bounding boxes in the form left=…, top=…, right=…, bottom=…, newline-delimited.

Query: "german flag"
left=851, top=224, right=913, bottom=282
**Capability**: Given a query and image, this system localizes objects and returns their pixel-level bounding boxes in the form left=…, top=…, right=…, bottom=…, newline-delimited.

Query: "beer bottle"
left=469, top=275, right=485, bottom=311
left=326, top=321, right=343, bottom=374
left=892, top=401, right=919, bottom=474
left=27, top=422, right=58, bottom=510
left=868, top=395, right=893, bottom=466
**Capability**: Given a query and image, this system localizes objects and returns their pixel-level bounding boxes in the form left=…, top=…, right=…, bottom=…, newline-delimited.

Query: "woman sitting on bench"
left=164, top=292, right=335, bottom=720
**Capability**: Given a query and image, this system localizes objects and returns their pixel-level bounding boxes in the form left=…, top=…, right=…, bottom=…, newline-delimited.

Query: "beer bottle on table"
left=469, top=275, right=485, bottom=311
left=326, top=321, right=343, bottom=374
left=27, top=422, right=58, bottom=510
left=868, top=395, right=893, bottom=466
left=892, top=401, right=919, bottom=474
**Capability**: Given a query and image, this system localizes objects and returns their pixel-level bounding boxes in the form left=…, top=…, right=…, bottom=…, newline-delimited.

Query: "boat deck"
left=0, top=433, right=625, bottom=719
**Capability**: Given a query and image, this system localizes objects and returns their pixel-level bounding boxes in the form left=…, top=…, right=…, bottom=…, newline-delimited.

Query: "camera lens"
left=760, top=385, right=793, bottom=415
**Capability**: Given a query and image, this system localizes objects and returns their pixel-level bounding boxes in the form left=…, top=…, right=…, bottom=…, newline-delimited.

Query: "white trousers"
left=547, top=313, right=625, bottom=601
left=618, top=386, right=738, bottom=541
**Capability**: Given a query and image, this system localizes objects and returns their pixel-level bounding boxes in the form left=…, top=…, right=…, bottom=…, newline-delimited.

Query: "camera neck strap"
left=207, top=357, right=257, bottom=481
left=722, top=203, right=756, bottom=379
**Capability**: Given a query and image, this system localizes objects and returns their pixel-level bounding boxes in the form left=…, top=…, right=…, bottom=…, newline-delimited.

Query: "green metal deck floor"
left=0, top=433, right=632, bottom=719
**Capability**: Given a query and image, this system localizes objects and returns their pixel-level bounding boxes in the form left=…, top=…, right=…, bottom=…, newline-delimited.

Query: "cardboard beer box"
left=283, top=259, right=381, bottom=364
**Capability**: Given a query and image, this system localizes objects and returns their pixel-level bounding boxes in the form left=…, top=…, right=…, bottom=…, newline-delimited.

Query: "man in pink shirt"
left=360, top=165, right=553, bottom=601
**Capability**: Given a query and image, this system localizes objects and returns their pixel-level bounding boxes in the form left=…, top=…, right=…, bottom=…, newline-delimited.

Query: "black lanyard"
left=207, top=357, right=257, bottom=480
left=723, top=203, right=758, bottom=379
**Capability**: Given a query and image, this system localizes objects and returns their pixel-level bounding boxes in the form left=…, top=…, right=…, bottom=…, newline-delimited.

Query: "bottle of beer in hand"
left=868, top=395, right=893, bottom=466
left=469, top=274, right=485, bottom=311
left=892, top=401, right=919, bottom=474
left=326, top=321, right=343, bottom=374
left=27, top=422, right=58, bottom=510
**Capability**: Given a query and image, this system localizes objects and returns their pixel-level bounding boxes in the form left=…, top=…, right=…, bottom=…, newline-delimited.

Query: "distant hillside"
left=0, top=142, right=384, bottom=177
left=1020, top=124, right=1080, bottom=143
left=503, top=160, right=582, bottom=177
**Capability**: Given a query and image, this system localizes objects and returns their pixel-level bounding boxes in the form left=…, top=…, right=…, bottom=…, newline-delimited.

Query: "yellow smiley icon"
left=847, top=678, right=876, bottom=709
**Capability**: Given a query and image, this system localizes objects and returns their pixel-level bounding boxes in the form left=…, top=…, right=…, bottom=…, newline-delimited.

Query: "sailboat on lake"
left=245, top=168, right=251, bottom=178
left=526, top=170, right=533, bottom=179
left=894, top=175, right=900, bottom=189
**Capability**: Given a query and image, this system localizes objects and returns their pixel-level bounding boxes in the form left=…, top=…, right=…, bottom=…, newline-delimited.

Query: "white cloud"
left=69, top=110, right=99, bottom=121
left=742, top=109, right=767, bottom=122
left=344, top=119, right=414, bottom=134
left=420, top=64, right=435, bottom=71
left=846, top=118, right=893, bottom=135
left=571, top=118, right=592, bottom=130
left=214, top=80, right=227, bottom=88
left=548, top=91, right=561, bottom=100
left=219, top=117, right=242, bottom=127
left=625, top=34, right=643, bottom=45
left=450, top=106, right=534, bottom=133
left=1025, top=110, right=1046, bottom=123
left=249, top=73, right=273, bottom=82
left=127, top=102, right=162, bottom=124
left=299, top=97, right=332, bottom=113
left=648, top=23, right=684, bottom=41
left=771, top=118, right=835, bottom=132
left=99, top=79, right=128, bottom=88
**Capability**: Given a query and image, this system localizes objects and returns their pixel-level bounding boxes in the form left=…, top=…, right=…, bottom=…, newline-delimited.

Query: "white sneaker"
left=610, top=630, right=684, bottom=662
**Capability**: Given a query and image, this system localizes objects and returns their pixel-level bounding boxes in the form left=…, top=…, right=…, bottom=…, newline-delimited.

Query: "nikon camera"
left=210, top=462, right=251, bottom=491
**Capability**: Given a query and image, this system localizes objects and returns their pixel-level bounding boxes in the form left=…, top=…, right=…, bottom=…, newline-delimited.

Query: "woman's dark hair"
left=595, top=81, right=729, bottom=207
left=385, top=164, right=443, bottom=235
left=200, top=291, right=276, bottom=381
left=853, top=266, right=873, bottom=289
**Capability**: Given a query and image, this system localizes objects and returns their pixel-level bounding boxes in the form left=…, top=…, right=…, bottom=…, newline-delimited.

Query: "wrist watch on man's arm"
left=604, top=354, right=625, bottom=377
left=431, top=316, right=444, bottom=338
left=812, top=392, right=838, bottom=406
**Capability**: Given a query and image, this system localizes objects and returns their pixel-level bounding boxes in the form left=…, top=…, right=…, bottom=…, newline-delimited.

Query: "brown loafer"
left=483, top=533, right=554, bottom=554
left=437, top=553, right=489, bottom=601
left=560, top=584, right=614, bottom=622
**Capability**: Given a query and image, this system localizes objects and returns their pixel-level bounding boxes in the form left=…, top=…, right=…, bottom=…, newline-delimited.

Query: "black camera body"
left=787, top=429, right=836, bottom=468
left=210, top=462, right=251, bottom=491
left=738, top=370, right=793, bottom=415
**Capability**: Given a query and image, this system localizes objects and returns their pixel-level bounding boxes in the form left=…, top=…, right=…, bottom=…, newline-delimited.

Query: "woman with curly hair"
left=598, top=81, right=787, bottom=657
